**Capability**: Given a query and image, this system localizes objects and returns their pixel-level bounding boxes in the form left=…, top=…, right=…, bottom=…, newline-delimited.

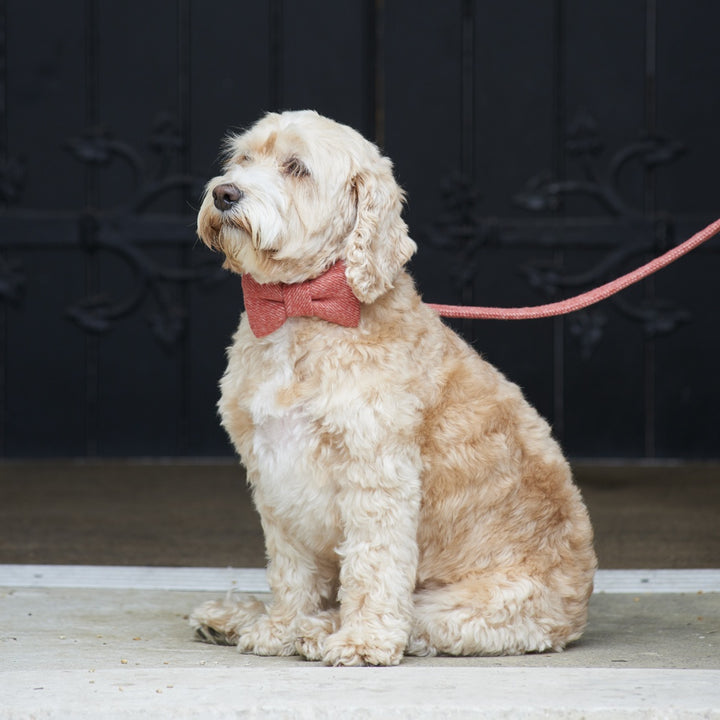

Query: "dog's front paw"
left=322, top=627, right=405, bottom=667
left=237, top=615, right=299, bottom=657
left=295, top=610, right=341, bottom=661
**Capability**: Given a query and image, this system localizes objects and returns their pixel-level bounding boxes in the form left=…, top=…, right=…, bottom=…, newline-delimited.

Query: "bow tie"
left=241, top=261, right=361, bottom=337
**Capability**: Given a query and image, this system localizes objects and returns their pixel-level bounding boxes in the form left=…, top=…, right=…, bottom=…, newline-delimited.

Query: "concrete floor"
left=1, top=567, right=719, bottom=718
left=1, top=461, right=719, bottom=717
left=3, top=569, right=720, bottom=672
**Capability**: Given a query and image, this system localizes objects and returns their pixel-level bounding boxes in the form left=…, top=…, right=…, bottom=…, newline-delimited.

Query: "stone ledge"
left=2, top=666, right=719, bottom=720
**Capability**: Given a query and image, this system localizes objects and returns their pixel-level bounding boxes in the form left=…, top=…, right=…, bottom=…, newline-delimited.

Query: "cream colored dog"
left=191, top=110, right=596, bottom=666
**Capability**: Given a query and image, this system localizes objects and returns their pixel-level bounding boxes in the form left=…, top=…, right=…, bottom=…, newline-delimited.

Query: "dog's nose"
left=212, top=183, right=244, bottom=211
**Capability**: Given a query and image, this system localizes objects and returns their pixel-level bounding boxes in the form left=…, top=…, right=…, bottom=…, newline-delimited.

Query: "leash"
left=428, top=217, right=720, bottom=320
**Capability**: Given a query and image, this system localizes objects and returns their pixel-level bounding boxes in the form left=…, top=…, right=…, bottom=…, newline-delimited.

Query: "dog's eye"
left=236, top=153, right=252, bottom=164
left=283, top=157, right=310, bottom=178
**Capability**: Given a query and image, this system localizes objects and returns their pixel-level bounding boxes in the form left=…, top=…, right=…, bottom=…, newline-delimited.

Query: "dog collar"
left=241, top=261, right=361, bottom=337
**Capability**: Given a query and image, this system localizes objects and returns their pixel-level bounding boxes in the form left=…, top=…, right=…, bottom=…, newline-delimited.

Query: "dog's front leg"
left=237, top=523, right=331, bottom=657
left=322, top=447, right=421, bottom=666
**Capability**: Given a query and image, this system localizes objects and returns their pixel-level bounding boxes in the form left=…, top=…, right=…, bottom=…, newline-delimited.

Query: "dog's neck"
left=241, top=261, right=361, bottom=338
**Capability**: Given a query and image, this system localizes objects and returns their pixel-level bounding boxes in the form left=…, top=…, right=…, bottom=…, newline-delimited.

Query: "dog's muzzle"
left=212, top=183, right=244, bottom=211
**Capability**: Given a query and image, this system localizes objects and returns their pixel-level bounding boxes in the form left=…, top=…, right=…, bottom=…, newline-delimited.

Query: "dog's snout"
left=212, top=183, right=244, bottom=211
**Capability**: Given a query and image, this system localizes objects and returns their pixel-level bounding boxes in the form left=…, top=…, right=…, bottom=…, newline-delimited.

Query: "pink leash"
left=427, top=218, right=720, bottom=320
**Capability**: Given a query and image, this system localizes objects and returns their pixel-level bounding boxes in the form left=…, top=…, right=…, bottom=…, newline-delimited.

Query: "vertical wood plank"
left=186, top=3, right=270, bottom=456
left=561, top=226, right=648, bottom=458
left=96, top=1, right=183, bottom=212
left=189, top=2, right=270, bottom=180
left=382, top=0, right=464, bottom=358
left=3, top=1, right=87, bottom=455
left=653, top=4, right=720, bottom=457
left=562, top=1, right=646, bottom=216
left=5, top=0, right=86, bottom=211
left=655, top=1, right=720, bottom=214
left=94, top=243, right=183, bottom=455
left=470, top=1, right=558, bottom=426
left=4, top=220, right=87, bottom=456
left=655, top=218, right=720, bottom=458
left=473, top=0, right=556, bottom=217
left=92, top=0, right=184, bottom=454
left=560, top=3, right=648, bottom=457
left=186, top=247, right=243, bottom=457
left=281, top=0, right=368, bottom=130
left=383, top=0, right=463, bottom=233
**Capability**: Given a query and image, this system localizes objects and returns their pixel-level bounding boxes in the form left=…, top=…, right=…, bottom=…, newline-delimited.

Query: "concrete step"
left=3, top=666, right=719, bottom=719
left=1, top=566, right=719, bottom=719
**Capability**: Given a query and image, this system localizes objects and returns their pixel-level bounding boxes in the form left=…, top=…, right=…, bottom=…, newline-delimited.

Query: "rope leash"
left=428, top=217, right=720, bottom=321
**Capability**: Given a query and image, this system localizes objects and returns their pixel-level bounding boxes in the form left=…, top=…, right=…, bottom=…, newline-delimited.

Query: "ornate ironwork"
left=65, top=214, right=226, bottom=346
left=518, top=227, right=691, bottom=346
left=62, top=114, right=223, bottom=347
left=514, top=110, right=686, bottom=219
left=568, top=309, right=607, bottom=360
left=0, top=253, right=24, bottom=305
left=0, top=155, right=25, bottom=204
left=0, top=154, right=27, bottom=306
left=426, top=172, right=498, bottom=291
left=515, top=112, right=689, bottom=352
left=429, top=110, right=690, bottom=357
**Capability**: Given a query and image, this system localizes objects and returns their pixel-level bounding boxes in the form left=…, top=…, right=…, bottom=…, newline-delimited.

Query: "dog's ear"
left=344, top=156, right=417, bottom=304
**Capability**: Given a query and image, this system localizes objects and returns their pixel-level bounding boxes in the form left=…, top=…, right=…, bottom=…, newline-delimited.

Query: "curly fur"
left=191, top=110, right=597, bottom=666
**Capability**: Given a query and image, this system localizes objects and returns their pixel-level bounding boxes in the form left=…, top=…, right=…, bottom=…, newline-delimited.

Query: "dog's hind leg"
left=190, top=594, right=266, bottom=646
left=407, top=572, right=590, bottom=657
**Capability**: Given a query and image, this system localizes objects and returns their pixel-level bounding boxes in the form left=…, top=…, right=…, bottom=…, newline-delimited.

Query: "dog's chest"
left=245, top=329, right=339, bottom=544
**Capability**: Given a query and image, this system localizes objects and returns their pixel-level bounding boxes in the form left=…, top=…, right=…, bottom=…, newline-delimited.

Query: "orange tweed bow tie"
left=241, top=261, right=361, bottom=338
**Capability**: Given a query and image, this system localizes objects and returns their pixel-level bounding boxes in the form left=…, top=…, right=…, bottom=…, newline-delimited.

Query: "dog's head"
left=197, top=110, right=416, bottom=303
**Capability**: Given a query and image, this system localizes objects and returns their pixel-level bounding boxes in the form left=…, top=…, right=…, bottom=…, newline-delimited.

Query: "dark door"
left=1, top=1, right=718, bottom=458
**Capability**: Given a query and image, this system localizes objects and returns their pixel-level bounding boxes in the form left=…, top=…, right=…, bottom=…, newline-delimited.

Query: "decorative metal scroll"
left=0, top=115, right=227, bottom=347
left=62, top=115, right=223, bottom=347
left=428, top=110, right=691, bottom=356
left=0, top=253, right=25, bottom=305
left=64, top=213, right=226, bottom=346
left=0, top=156, right=28, bottom=303
left=514, top=110, right=685, bottom=220
left=0, top=156, right=26, bottom=205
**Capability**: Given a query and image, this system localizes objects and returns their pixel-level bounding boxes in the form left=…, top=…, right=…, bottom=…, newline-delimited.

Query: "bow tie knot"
left=241, top=261, right=361, bottom=337
left=283, top=283, right=316, bottom=318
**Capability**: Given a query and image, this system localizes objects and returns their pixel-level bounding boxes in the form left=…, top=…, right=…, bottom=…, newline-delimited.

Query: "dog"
left=191, top=110, right=596, bottom=666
